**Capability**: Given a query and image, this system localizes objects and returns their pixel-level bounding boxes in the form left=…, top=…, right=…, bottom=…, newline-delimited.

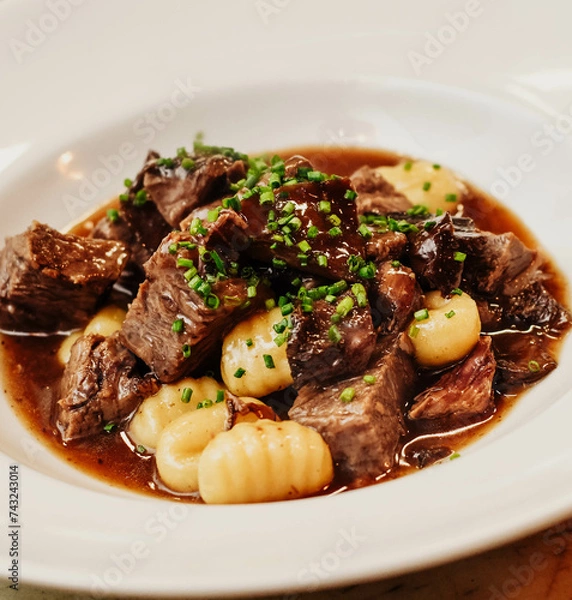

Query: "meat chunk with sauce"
left=370, top=261, right=423, bottom=334
left=240, top=177, right=368, bottom=282
left=0, top=221, right=129, bottom=333
left=287, top=290, right=376, bottom=388
left=120, top=225, right=267, bottom=383
left=289, top=333, right=416, bottom=482
left=350, top=165, right=413, bottom=215
left=56, top=332, right=159, bottom=441
left=408, top=336, right=496, bottom=424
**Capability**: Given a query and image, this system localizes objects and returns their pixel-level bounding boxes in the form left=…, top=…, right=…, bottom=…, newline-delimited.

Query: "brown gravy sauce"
left=1, top=146, right=569, bottom=501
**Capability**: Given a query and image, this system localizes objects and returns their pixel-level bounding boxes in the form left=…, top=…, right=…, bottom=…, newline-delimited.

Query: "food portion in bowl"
left=0, top=141, right=569, bottom=503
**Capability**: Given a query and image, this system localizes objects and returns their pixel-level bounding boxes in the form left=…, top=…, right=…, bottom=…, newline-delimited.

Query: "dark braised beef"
left=0, top=221, right=129, bottom=333
left=350, top=165, right=413, bottom=215
left=287, top=289, right=376, bottom=387
left=120, top=224, right=268, bottom=383
left=289, top=333, right=416, bottom=482
left=56, top=332, right=159, bottom=442
left=408, top=336, right=496, bottom=425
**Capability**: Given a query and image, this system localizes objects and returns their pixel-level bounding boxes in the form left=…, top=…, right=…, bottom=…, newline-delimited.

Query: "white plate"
left=1, top=1, right=572, bottom=597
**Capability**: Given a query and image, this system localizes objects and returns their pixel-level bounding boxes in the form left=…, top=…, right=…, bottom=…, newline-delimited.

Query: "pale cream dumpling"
left=128, top=376, right=222, bottom=449
left=220, top=307, right=294, bottom=397
left=378, top=160, right=465, bottom=213
left=408, top=290, right=481, bottom=367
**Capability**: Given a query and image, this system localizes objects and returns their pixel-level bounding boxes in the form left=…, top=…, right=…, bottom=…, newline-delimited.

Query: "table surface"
left=10, top=515, right=572, bottom=600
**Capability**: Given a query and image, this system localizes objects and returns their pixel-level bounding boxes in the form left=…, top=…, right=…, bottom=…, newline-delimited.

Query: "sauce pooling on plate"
left=0, top=145, right=569, bottom=503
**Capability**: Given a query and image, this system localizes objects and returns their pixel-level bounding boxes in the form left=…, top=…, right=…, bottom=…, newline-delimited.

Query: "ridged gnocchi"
left=409, top=290, right=481, bottom=367
left=198, top=420, right=334, bottom=504
left=220, top=307, right=293, bottom=397
left=155, top=395, right=277, bottom=493
left=56, top=305, right=127, bottom=364
left=128, top=376, right=222, bottom=449
left=378, top=160, right=466, bottom=213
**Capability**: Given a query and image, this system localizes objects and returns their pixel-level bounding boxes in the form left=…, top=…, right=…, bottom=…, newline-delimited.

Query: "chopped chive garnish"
left=445, top=310, right=456, bottom=319
left=328, top=226, right=342, bottom=237
left=436, top=208, right=444, bottom=216
left=234, top=367, right=246, bottom=378
left=265, top=298, right=276, bottom=311
left=409, top=325, right=420, bottom=338
left=414, top=308, right=429, bottom=321
left=245, top=338, right=254, bottom=347
left=134, top=189, right=148, bottom=207
left=445, top=193, right=458, bottom=203
left=298, top=240, right=311, bottom=253
left=274, top=334, right=287, bottom=347
left=207, top=208, right=221, bottom=223
left=205, top=294, right=220, bottom=309
left=119, top=193, right=129, bottom=202
left=340, top=387, right=356, bottom=403
left=336, top=296, right=355, bottom=318
left=318, top=200, right=331, bottom=214
left=181, top=157, right=195, bottom=170
left=103, top=423, right=116, bottom=433
left=247, top=285, right=257, bottom=298
left=433, top=164, right=441, bottom=170
left=454, top=251, right=467, bottom=262
left=181, top=387, right=193, bottom=403
left=182, top=344, right=191, bottom=358
left=404, top=162, right=413, bottom=171
left=263, top=354, right=275, bottom=369
left=307, top=226, right=319, bottom=239
left=273, top=318, right=288, bottom=334
left=328, top=324, right=342, bottom=344
left=328, top=214, right=341, bottom=227
left=124, top=178, right=133, bottom=187
left=358, top=263, right=376, bottom=279
left=450, top=452, right=461, bottom=460
left=272, top=258, right=287, bottom=269
left=344, top=189, right=357, bottom=201
left=281, top=303, right=294, bottom=316
left=528, top=360, right=540, bottom=372
left=358, top=223, right=372, bottom=239
left=451, top=288, right=463, bottom=296
left=422, top=181, right=432, bottom=191
left=216, top=389, right=225, bottom=403
left=317, top=254, right=328, bottom=268
left=172, top=318, right=184, bottom=333
left=363, top=375, right=376, bottom=385
left=137, top=445, right=146, bottom=454
left=107, top=208, right=119, bottom=223
left=259, top=190, right=274, bottom=205
left=203, top=399, right=213, bottom=408
left=177, top=258, right=195, bottom=269
left=391, top=260, right=401, bottom=268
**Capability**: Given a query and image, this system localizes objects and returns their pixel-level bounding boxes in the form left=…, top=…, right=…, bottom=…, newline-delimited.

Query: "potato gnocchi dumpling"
left=409, top=290, right=481, bottom=367
left=128, top=376, right=222, bottom=449
left=378, top=160, right=466, bottom=213
left=155, top=395, right=276, bottom=493
left=220, top=307, right=293, bottom=397
left=198, top=420, right=334, bottom=504
left=56, top=305, right=127, bottom=364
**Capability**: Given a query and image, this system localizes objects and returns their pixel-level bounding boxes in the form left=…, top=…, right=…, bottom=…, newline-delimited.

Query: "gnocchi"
left=155, top=395, right=277, bottom=493
left=378, top=160, right=465, bottom=213
left=56, top=305, right=127, bottom=364
left=198, top=420, right=334, bottom=504
left=409, top=290, right=481, bottom=367
left=128, top=376, right=222, bottom=449
left=220, top=307, right=293, bottom=397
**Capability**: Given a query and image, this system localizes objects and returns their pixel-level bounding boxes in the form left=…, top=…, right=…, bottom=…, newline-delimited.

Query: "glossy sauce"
left=1, top=146, right=569, bottom=501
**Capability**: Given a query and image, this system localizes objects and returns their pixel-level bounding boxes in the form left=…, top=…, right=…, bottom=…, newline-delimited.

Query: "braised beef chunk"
left=287, top=290, right=376, bottom=388
left=407, top=213, right=463, bottom=294
left=56, top=332, right=158, bottom=442
left=365, top=230, right=408, bottom=263
left=504, top=282, right=570, bottom=332
left=350, top=165, right=413, bottom=215
left=408, top=336, right=496, bottom=424
left=0, top=222, right=129, bottom=333
left=120, top=229, right=267, bottom=382
left=455, top=228, right=540, bottom=296
left=289, top=333, right=416, bottom=481
left=140, top=153, right=246, bottom=227
left=371, top=262, right=423, bottom=334
left=493, top=332, right=558, bottom=392
left=241, top=177, right=368, bottom=281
